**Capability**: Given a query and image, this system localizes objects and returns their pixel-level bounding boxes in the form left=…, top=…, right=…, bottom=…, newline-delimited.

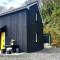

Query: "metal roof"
left=0, top=1, right=38, bottom=17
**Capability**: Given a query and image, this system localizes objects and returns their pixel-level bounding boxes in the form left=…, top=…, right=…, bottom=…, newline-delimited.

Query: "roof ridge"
left=0, top=1, right=38, bottom=16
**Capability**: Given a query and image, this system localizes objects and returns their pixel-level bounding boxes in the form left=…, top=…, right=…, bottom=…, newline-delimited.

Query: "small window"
left=36, top=13, right=37, bottom=21
left=36, top=33, right=37, bottom=42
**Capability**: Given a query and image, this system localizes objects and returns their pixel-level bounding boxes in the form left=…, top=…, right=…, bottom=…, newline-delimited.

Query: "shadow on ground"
left=0, top=48, right=60, bottom=60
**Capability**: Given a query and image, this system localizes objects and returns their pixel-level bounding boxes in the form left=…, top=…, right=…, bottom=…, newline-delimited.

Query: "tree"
left=41, top=0, right=60, bottom=40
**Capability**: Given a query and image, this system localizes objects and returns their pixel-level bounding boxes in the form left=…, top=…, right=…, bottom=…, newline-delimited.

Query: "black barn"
left=0, top=2, right=43, bottom=52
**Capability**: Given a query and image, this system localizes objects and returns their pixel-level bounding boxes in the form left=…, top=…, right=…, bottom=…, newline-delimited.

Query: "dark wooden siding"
left=0, top=3, right=43, bottom=52
left=0, top=9, right=27, bottom=51
left=27, top=4, right=43, bottom=52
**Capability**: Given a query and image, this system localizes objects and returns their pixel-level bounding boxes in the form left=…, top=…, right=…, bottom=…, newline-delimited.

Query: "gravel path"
left=0, top=48, right=60, bottom=60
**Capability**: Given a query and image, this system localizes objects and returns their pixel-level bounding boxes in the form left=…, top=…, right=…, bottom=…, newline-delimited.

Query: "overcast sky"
left=0, top=0, right=27, bottom=8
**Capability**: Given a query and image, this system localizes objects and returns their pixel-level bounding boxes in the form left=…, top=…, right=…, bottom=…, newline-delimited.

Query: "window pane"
left=36, top=13, right=37, bottom=21
left=36, top=33, right=37, bottom=42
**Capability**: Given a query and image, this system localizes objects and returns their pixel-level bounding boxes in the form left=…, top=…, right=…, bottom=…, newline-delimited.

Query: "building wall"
left=0, top=9, right=27, bottom=51
left=27, top=4, right=43, bottom=52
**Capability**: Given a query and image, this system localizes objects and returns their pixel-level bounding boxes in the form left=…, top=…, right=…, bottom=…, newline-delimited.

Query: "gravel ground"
left=0, top=48, right=60, bottom=60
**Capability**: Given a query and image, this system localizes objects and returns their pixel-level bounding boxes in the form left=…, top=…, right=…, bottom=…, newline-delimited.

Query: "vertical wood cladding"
left=27, top=4, right=43, bottom=52
left=0, top=3, right=43, bottom=52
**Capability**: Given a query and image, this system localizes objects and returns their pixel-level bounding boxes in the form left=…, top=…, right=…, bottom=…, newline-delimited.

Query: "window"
left=36, top=13, right=37, bottom=21
left=36, top=33, right=37, bottom=42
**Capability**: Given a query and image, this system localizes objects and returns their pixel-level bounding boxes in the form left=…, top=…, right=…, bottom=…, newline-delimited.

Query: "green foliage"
left=41, top=0, right=60, bottom=40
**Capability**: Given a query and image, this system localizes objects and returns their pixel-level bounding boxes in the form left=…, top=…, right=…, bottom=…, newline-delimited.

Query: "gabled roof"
left=0, top=1, right=39, bottom=16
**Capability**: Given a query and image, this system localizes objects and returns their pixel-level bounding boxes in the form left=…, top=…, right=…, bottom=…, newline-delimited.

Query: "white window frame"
left=36, top=33, right=37, bottom=42
left=36, top=13, right=37, bottom=21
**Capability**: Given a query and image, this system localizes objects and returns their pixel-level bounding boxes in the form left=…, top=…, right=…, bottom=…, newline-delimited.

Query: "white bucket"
left=44, top=43, right=52, bottom=48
